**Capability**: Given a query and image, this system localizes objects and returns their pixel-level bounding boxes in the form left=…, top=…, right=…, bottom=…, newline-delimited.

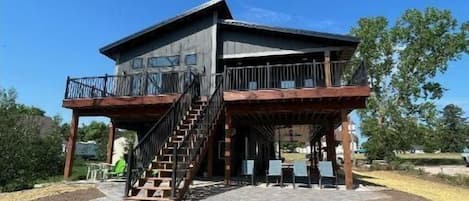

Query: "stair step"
left=137, top=186, right=172, bottom=191
left=147, top=177, right=173, bottom=181
left=125, top=196, right=171, bottom=201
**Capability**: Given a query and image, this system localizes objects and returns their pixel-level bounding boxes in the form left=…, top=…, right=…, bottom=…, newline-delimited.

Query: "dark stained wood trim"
left=62, top=94, right=179, bottom=109
left=325, top=126, right=337, bottom=171
left=64, top=111, right=79, bottom=180
left=223, top=86, right=370, bottom=102
left=224, top=109, right=232, bottom=186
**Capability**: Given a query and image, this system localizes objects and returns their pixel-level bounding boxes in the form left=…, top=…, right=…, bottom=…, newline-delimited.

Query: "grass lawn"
left=355, top=170, right=469, bottom=201
left=281, top=152, right=307, bottom=162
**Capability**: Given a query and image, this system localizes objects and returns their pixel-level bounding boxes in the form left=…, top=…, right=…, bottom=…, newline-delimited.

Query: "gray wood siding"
left=219, top=29, right=325, bottom=56
left=116, top=14, right=214, bottom=82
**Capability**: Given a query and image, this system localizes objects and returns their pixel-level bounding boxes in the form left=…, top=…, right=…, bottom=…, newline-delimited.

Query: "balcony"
left=63, top=71, right=192, bottom=109
left=222, top=60, right=370, bottom=102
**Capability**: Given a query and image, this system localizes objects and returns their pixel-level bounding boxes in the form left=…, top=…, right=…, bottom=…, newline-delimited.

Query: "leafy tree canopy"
left=351, top=8, right=469, bottom=160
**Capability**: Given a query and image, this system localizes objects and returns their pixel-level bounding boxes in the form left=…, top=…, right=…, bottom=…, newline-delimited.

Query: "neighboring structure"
left=62, top=1, right=369, bottom=200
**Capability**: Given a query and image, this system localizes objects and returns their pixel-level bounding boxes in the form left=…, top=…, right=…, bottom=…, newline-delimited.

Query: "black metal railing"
left=171, top=78, right=224, bottom=199
left=64, top=70, right=192, bottom=99
left=224, top=60, right=368, bottom=91
left=124, top=73, right=200, bottom=196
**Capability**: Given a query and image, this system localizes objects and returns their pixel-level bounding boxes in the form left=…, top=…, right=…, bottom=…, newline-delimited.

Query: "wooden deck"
left=63, top=94, right=179, bottom=109
left=223, top=86, right=370, bottom=102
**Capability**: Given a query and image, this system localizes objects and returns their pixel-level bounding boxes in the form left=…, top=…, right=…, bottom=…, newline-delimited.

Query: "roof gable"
left=100, top=0, right=231, bottom=60
left=219, top=19, right=360, bottom=44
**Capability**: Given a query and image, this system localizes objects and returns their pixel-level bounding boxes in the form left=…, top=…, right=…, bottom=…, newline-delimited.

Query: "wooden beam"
left=324, top=50, right=332, bottom=87
left=106, top=122, right=116, bottom=164
left=224, top=110, right=232, bottom=186
left=341, top=110, right=353, bottom=190
left=223, top=86, right=370, bottom=102
left=226, top=99, right=366, bottom=115
left=64, top=111, right=79, bottom=180
left=325, top=126, right=337, bottom=171
left=62, top=95, right=178, bottom=109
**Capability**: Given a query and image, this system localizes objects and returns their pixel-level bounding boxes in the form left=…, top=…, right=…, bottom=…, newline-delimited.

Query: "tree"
left=438, top=104, right=468, bottom=152
left=78, top=121, right=109, bottom=160
left=0, top=87, right=63, bottom=192
left=351, top=8, right=469, bottom=160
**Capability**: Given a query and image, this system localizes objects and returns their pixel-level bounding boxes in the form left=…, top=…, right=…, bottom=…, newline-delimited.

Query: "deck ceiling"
left=231, top=111, right=341, bottom=126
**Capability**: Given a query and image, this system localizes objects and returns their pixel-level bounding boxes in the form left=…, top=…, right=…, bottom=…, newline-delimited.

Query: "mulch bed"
left=32, top=188, right=105, bottom=201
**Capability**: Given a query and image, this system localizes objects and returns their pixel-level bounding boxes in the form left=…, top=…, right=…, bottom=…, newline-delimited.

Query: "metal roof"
left=99, top=0, right=232, bottom=59
left=219, top=19, right=360, bottom=43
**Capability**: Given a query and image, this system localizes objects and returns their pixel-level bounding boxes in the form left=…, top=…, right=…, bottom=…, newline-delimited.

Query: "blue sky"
left=1, top=0, right=468, bottom=136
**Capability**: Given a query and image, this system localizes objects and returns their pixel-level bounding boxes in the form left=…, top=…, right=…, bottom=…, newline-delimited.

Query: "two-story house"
left=62, top=1, right=369, bottom=200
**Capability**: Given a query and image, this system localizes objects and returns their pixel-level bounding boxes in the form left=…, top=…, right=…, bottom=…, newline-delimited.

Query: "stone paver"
left=190, top=183, right=389, bottom=201
left=90, top=180, right=390, bottom=201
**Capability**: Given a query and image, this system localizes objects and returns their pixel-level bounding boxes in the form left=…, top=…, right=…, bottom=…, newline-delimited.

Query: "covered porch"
left=221, top=98, right=362, bottom=190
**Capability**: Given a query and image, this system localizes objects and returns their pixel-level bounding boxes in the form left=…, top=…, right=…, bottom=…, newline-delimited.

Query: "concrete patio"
left=91, top=179, right=391, bottom=201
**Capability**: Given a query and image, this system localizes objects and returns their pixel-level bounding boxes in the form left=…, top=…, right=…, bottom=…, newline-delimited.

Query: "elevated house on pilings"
left=62, top=0, right=369, bottom=200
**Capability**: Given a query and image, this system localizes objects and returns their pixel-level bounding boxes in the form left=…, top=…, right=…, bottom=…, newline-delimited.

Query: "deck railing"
left=64, top=70, right=191, bottom=99
left=224, top=60, right=367, bottom=91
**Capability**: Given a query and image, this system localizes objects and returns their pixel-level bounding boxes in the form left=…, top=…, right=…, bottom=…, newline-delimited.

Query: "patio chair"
left=293, top=160, right=311, bottom=188
left=265, top=160, right=283, bottom=187
left=104, top=158, right=127, bottom=180
left=318, top=161, right=337, bottom=189
left=241, top=160, right=255, bottom=185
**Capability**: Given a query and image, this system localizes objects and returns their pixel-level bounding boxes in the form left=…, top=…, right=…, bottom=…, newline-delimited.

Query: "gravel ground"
left=374, top=190, right=429, bottom=201
left=417, top=165, right=469, bottom=176
left=32, top=188, right=104, bottom=201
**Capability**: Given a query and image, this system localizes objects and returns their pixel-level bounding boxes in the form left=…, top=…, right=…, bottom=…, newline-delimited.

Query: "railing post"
left=125, top=150, right=134, bottom=197
left=103, top=74, right=108, bottom=97
left=223, top=65, right=228, bottom=90
left=64, top=76, right=70, bottom=99
left=324, top=51, right=332, bottom=87
left=171, top=143, right=177, bottom=199
left=266, top=62, right=271, bottom=89
left=143, top=71, right=148, bottom=96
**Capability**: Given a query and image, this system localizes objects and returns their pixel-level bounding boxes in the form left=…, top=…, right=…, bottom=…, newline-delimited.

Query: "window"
left=185, top=54, right=197, bottom=65
left=148, top=56, right=180, bottom=67
left=131, top=58, right=144, bottom=69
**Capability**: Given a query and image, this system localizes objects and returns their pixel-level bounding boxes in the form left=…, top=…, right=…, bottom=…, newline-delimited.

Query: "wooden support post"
left=106, top=122, right=116, bottom=164
left=64, top=111, right=79, bottom=180
left=324, top=51, right=332, bottom=87
left=341, top=110, right=353, bottom=190
left=224, top=111, right=232, bottom=186
left=318, top=138, right=322, bottom=161
left=325, top=126, right=337, bottom=171
left=207, top=134, right=214, bottom=177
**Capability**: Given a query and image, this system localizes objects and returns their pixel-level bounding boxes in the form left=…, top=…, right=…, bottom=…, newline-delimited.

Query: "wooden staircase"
left=125, top=101, right=209, bottom=201
left=124, top=75, right=224, bottom=201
